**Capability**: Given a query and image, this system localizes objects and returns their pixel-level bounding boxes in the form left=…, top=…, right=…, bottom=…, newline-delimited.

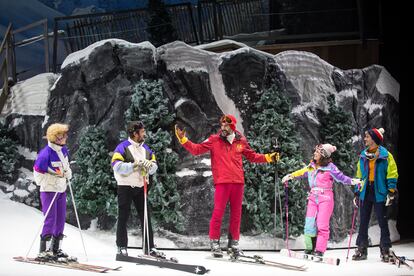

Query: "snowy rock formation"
left=1, top=39, right=399, bottom=243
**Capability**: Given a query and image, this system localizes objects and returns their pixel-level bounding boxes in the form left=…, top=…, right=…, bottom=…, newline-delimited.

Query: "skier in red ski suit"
left=175, top=114, right=280, bottom=257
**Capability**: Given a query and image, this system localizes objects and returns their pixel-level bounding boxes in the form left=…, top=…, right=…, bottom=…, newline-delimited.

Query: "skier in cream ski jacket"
left=111, top=120, right=163, bottom=258
left=282, top=144, right=361, bottom=258
left=33, top=123, right=72, bottom=260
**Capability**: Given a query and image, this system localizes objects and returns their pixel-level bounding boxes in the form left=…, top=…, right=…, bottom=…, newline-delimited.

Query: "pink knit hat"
left=319, top=143, right=337, bottom=158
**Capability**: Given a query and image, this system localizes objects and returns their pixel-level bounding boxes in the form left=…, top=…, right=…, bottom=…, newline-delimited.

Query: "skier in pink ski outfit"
left=282, top=144, right=361, bottom=258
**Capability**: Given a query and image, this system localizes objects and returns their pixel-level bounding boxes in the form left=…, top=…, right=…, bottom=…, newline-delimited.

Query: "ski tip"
left=195, top=266, right=209, bottom=275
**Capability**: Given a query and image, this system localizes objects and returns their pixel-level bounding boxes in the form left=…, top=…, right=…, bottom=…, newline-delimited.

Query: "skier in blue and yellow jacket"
left=352, top=127, right=398, bottom=262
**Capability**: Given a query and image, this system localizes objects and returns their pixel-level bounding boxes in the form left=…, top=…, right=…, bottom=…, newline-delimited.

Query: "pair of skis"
left=116, top=253, right=209, bottom=274
left=280, top=249, right=340, bottom=266
left=207, top=252, right=307, bottom=271
left=13, top=256, right=121, bottom=273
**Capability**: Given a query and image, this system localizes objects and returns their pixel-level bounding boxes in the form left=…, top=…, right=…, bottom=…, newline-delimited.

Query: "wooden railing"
left=0, top=19, right=51, bottom=114
left=0, top=24, right=15, bottom=114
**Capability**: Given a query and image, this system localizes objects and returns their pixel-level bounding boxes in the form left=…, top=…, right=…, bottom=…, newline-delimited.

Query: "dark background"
left=380, top=2, right=412, bottom=239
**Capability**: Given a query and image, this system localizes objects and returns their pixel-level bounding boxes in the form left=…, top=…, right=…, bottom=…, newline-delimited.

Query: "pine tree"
left=72, top=126, right=118, bottom=229
left=0, top=121, right=19, bottom=182
left=244, top=84, right=307, bottom=237
left=125, top=79, right=184, bottom=232
left=147, top=0, right=178, bottom=47
left=319, top=94, right=356, bottom=176
left=318, top=94, right=357, bottom=240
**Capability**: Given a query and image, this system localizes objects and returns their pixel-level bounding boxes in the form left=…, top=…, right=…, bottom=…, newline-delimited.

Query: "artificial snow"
left=0, top=73, right=58, bottom=117
left=12, top=189, right=29, bottom=198
left=17, top=146, right=38, bottom=161
left=202, top=171, right=213, bottom=177
left=200, top=159, right=211, bottom=166
left=174, top=98, right=188, bottom=109
left=175, top=168, right=197, bottom=177
left=376, top=68, right=400, bottom=102
left=61, top=39, right=156, bottom=69
left=363, top=99, right=383, bottom=115
left=0, top=190, right=413, bottom=276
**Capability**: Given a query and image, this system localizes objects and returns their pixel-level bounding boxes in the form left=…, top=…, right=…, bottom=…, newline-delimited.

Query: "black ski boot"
left=380, top=247, right=391, bottom=263
left=117, top=246, right=128, bottom=256
left=228, top=239, right=243, bottom=258
left=149, top=247, right=166, bottom=259
left=51, top=234, right=76, bottom=262
left=352, top=247, right=367, bottom=261
left=36, top=235, right=55, bottom=262
left=210, top=239, right=223, bottom=258
left=313, top=251, right=324, bottom=262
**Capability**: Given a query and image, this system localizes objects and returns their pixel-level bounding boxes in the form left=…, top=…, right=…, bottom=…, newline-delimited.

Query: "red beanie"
left=367, top=128, right=384, bottom=145
left=221, top=114, right=237, bottom=131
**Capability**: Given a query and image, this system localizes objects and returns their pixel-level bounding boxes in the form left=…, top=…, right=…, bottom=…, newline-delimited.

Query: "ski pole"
left=26, top=191, right=59, bottom=258
left=346, top=205, right=358, bottom=262
left=271, top=138, right=282, bottom=247
left=67, top=179, right=88, bottom=261
left=142, top=172, right=151, bottom=256
left=284, top=181, right=290, bottom=252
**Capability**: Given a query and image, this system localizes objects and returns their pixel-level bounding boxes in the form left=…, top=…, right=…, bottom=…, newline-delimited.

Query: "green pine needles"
left=72, top=126, right=118, bottom=229
left=319, top=94, right=356, bottom=176
left=0, top=121, right=19, bottom=182
left=244, top=84, right=307, bottom=237
left=125, top=79, right=184, bottom=232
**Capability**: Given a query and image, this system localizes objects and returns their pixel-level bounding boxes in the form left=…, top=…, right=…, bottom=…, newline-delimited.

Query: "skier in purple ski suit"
left=33, top=123, right=72, bottom=260
left=282, top=144, right=361, bottom=258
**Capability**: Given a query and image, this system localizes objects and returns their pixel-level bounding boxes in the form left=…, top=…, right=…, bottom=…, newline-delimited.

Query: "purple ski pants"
left=40, top=191, right=66, bottom=238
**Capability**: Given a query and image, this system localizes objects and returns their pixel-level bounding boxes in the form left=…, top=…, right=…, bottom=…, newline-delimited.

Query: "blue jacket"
left=355, top=146, right=398, bottom=202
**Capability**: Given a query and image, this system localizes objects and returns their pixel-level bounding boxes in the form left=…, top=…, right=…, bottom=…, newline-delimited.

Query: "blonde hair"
left=46, top=123, right=69, bottom=143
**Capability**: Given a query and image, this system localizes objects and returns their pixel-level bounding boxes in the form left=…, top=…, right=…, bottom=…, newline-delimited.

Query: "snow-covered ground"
left=0, top=190, right=413, bottom=276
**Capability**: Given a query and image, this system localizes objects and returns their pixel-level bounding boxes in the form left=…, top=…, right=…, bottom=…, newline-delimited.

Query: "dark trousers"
left=116, top=186, right=154, bottom=250
left=356, top=183, right=391, bottom=249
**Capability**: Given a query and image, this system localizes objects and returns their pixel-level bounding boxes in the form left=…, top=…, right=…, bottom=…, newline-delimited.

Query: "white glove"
left=353, top=195, right=359, bottom=208
left=282, top=174, right=293, bottom=183
left=133, top=159, right=153, bottom=172
left=142, top=160, right=153, bottom=170
left=64, top=168, right=72, bottom=180
left=351, top=178, right=362, bottom=188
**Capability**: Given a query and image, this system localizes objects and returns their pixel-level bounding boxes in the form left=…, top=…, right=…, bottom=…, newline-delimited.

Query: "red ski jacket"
left=182, top=131, right=268, bottom=185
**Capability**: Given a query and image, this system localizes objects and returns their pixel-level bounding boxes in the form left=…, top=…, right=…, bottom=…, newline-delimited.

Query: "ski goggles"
left=314, top=144, right=329, bottom=158
left=314, top=144, right=322, bottom=152
left=220, top=115, right=233, bottom=124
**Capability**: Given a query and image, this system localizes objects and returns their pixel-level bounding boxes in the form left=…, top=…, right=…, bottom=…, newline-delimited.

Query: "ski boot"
left=35, top=235, right=56, bottom=262
left=303, top=236, right=316, bottom=257
left=313, top=251, right=324, bottom=262
left=227, top=239, right=243, bottom=259
left=117, top=246, right=128, bottom=256
left=51, top=234, right=77, bottom=262
left=352, top=247, right=367, bottom=261
left=304, top=249, right=314, bottom=256
left=149, top=247, right=166, bottom=259
left=210, top=239, right=223, bottom=258
left=380, top=247, right=391, bottom=263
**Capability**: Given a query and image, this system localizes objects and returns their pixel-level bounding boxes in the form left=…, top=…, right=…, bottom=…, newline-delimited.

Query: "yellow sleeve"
left=291, top=166, right=310, bottom=178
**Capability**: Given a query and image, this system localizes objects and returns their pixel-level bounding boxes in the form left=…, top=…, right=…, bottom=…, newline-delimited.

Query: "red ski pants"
left=209, top=183, right=244, bottom=240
